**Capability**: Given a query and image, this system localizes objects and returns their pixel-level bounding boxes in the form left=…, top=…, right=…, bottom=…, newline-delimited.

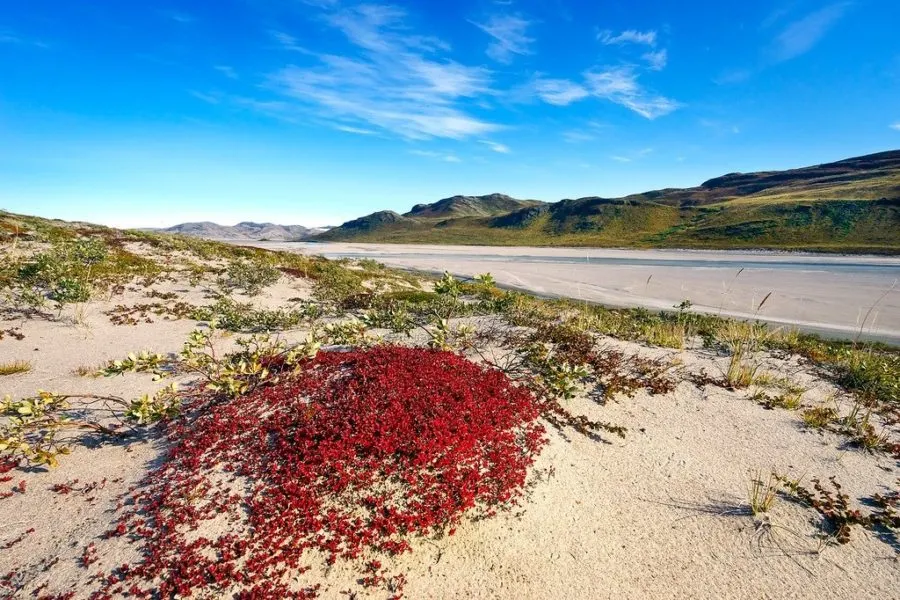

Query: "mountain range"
left=317, top=150, right=900, bottom=253
left=154, top=221, right=330, bottom=241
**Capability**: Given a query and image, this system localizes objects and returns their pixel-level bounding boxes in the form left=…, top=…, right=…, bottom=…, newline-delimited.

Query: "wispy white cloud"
left=0, top=29, right=49, bottom=48
left=162, top=10, right=194, bottom=24
left=480, top=140, right=510, bottom=153
left=532, top=78, right=589, bottom=106
left=890, top=122, right=900, bottom=131
left=533, top=66, right=678, bottom=119
left=598, top=29, right=657, bottom=46
left=769, top=2, right=850, bottom=62
left=269, top=30, right=309, bottom=53
left=472, top=14, right=534, bottom=63
left=335, top=125, right=377, bottom=135
left=642, top=49, right=667, bottom=71
left=411, top=149, right=461, bottom=162
left=563, top=131, right=595, bottom=143
left=267, top=4, right=500, bottom=140
left=190, top=91, right=221, bottom=104
left=609, top=147, right=654, bottom=163
left=761, top=4, right=794, bottom=29
left=584, top=66, right=679, bottom=119
left=214, top=65, right=238, bottom=79
left=562, top=120, right=609, bottom=143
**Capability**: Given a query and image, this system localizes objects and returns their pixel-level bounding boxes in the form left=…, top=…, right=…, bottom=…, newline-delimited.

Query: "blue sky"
left=1, top=0, right=898, bottom=228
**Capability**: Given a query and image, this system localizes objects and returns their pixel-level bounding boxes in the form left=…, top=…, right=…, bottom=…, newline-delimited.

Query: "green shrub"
left=375, top=290, right=440, bottom=305
left=190, top=297, right=318, bottom=332
left=311, top=263, right=365, bottom=306
left=222, top=260, right=280, bottom=296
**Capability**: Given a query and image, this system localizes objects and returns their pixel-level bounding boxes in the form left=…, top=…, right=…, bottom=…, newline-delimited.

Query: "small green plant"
left=311, top=263, right=366, bottom=306
left=179, top=322, right=320, bottom=399
left=190, top=297, right=317, bottom=332
left=474, top=272, right=496, bottom=287
left=221, top=260, right=280, bottom=296
left=837, top=400, right=892, bottom=453
left=0, top=387, right=180, bottom=468
left=434, top=271, right=463, bottom=298
left=643, top=320, right=688, bottom=349
left=725, top=350, right=759, bottom=388
left=105, top=301, right=196, bottom=326
left=13, top=238, right=105, bottom=312
left=774, top=475, right=897, bottom=545
left=319, top=318, right=371, bottom=346
left=100, top=351, right=170, bottom=378
left=0, top=360, right=31, bottom=376
left=124, top=384, right=182, bottom=425
left=521, top=342, right=589, bottom=400
left=801, top=405, right=838, bottom=429
left=772, top=390, right=803, bottom=410
left=748, top=470, right=778, bottom=515
left=718, top=318, right=771, bottom=388
left=73, top=364, right=104, bottom=377
left=361, top=304, right=414, bottom=334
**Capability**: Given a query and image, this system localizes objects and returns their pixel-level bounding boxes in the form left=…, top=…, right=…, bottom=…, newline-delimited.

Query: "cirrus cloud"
left=768, top=2, right=851, bottom=63
left=532, top=78, right=589, bottom=106
left=266, top=4, right=501, bottom=140
left=598, top=29, right=657, bottom=46
left=471, top=14, right=535, bottom=64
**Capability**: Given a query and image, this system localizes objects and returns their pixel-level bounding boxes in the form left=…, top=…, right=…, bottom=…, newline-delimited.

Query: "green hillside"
left=317, top=150, right=900, bottom=253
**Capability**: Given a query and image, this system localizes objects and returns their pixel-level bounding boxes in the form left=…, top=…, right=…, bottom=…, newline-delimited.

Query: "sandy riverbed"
left=240, top=243, right=900, bottom=344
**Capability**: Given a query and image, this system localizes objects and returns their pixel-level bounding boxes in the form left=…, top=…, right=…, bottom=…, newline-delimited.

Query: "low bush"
left=776, top=475, right=899, bottom=545
left=375, top=289, right=440, bottom=306
left=311, top=263, right=366, bottom=306
left=107, top=347, right=546, bottom=598
left=221, top=259, right=281, bottom=296
left=190, top=297, right=319, bottom=332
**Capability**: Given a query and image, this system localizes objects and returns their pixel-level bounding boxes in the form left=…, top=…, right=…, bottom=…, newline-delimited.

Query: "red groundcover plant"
left=101, top=346, right=546, bottom=598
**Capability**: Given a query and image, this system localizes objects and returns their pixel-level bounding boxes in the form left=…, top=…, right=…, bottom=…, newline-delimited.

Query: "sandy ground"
left=246, top=242, right=900, bottom=344
left=1, top=265, right=897, bottom=598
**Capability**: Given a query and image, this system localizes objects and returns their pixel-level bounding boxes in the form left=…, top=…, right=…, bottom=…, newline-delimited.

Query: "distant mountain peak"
left=153, top=221, right=329, bottom=241
left=336, top=210, right=412, bottom=232
left=404, top=194, right=543, bottom=218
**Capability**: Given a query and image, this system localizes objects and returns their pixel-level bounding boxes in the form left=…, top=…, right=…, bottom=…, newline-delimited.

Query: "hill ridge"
left=153, top=221, right=329, bottom=241
left=316, top=150, right=900, bottom=253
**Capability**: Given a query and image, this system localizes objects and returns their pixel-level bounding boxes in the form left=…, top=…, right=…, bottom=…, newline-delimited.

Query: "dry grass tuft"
left=0, top=360, right=32, bottom=376
left=72, top=364, right=104, bottom=377
left=748, top=470, right=779, bottom=515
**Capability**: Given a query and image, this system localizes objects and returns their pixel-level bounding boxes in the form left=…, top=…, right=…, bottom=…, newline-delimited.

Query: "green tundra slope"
left=316, top=151, right=900, bottom=253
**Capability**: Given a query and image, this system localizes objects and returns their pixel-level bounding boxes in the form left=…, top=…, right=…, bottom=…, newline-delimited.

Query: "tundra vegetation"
left=0, top=209, right=897, bottom=598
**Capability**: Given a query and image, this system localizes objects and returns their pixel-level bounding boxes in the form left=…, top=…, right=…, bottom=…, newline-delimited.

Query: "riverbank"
left=239, top=242, right=900, bottom=345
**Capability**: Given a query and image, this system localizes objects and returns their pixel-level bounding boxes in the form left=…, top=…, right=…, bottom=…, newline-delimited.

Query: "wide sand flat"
left=248, top=243, right=900, bottom=343
left=3, top=292, right=898, bottom=599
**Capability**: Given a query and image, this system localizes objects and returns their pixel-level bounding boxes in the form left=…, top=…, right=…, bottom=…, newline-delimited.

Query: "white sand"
left=1, top=252, right=897, bottom=599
